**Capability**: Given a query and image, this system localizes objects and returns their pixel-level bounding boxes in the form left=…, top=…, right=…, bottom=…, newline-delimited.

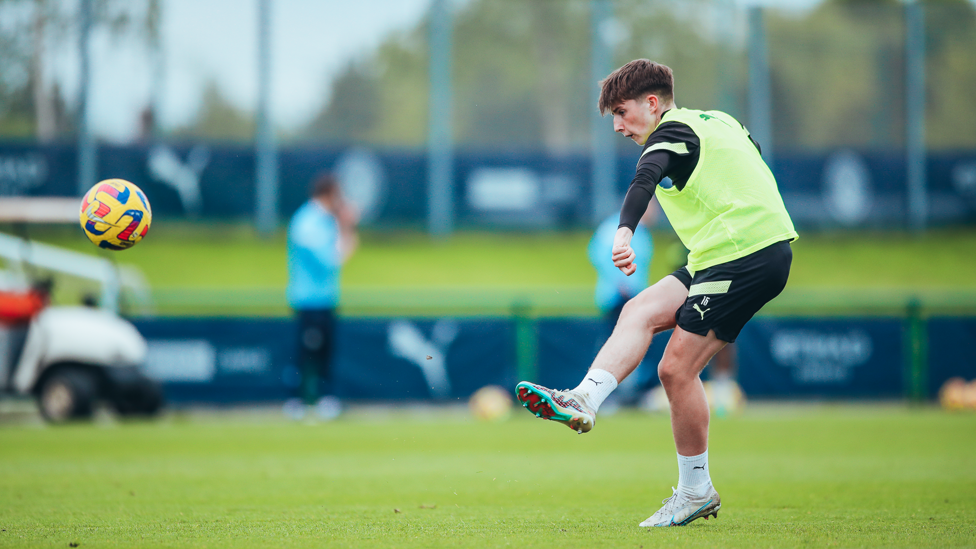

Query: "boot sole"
left=516, top=383, right=592, bottom=433
left=677, top=500, right=721, bottom=526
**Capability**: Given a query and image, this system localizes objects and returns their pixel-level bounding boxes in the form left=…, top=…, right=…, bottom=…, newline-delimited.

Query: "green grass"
left=1, top=404, right=974, bottom=548
left=68, top=224, right=976, bottom=288
left=7, top=223, right=976, bottom=315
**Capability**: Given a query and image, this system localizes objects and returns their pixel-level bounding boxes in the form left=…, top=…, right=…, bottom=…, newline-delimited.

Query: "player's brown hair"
left=598, top=59, right=674, bottom=115
left=310, top=172, right=340, bottom=198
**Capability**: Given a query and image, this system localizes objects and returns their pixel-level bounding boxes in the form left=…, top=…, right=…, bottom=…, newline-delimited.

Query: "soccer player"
left=516, top=59, right=797, bottom=527
left=286, top=173, right=358, bottom=420
left=588, top=206, right=654, bottom=332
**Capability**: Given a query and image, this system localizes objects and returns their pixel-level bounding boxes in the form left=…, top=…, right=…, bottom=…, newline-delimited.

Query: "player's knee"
left=657, top=358, right=692, bottom=387
left=657, top=359, right=677, bottom=387
left=618, top=298, right=641, bottom=325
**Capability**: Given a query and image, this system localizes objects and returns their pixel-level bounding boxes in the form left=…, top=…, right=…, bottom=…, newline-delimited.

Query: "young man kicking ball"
left=516, top=59, right=797, bottom=527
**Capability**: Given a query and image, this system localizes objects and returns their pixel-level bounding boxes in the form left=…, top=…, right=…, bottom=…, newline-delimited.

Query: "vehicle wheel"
left=37, top=369, right=98, bottom=422
left=113, top=377, right=164, bottom=417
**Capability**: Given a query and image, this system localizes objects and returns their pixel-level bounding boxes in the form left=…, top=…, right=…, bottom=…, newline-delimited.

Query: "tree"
left=0, top=0, right=39, bottom=137
left=765, top=0, right=976, bottom=151
left=299, top=0, right=976, bottom=153
left=299, top=0, right=595, bottom=152
left=299, top=62, right=380, bottom=144
left=301, top=0, right=747, bottom=152
left=614, top=0, right=747, bottom=120
left=766, top=0, right=905, bottom=150
left=169, top=81, right=254, bottom=142
left=922, top=0, right=976, bottom=149
left=0, top=0, right=154, bottom=142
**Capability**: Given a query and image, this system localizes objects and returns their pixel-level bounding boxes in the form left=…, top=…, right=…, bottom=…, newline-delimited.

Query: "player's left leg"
left=659, top=327, right=726, bottom=456
left=642, top=240, right=793, bottom=527
left=640, top=327, right=725, bottom=527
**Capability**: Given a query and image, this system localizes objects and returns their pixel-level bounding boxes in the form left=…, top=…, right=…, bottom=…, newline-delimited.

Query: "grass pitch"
left=1, top=404, right=974, bottom=548
left=24, top=223, right=976, bottom=290
left=12, top=223, right=976, bottom=316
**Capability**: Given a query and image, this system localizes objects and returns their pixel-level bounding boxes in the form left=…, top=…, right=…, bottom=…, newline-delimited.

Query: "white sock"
left=572, top=369, right=618, bottom=412
left=676, top=450, right=712, bottom=496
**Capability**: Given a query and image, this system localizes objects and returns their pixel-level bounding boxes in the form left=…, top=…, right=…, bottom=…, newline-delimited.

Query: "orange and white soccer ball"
left=79, top=179, right=152, bottom=250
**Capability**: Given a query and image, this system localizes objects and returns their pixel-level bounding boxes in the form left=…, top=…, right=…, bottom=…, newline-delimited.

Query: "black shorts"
left=671, top=240, right=792, bottom=343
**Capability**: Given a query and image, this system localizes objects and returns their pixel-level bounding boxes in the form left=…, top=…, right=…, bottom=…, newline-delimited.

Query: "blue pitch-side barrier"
left=927, top=318, right=976, bottom=396
left=1, top=142, right=975, bottom=229
left=132, top=316, right=975, bottom=404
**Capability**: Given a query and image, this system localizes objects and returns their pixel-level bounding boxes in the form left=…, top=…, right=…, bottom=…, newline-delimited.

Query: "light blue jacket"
left=287, top=200, right=341, bottom=309
left=588, top=214, right=653, bottom=313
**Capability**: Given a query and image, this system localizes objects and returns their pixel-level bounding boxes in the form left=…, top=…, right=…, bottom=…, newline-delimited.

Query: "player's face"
left=611, top=97, right=656, bottom=145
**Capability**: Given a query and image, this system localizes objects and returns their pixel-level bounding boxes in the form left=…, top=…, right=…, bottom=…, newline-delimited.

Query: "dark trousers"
left=605, top=299, right=627, bottom=333
left=295, top=308, right=337, bottom=404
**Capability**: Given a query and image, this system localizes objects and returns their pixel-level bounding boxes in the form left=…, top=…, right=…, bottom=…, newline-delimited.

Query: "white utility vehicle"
left=0, top=198, right=161, bottom=422
left=0, top=303, right=161, bottom=421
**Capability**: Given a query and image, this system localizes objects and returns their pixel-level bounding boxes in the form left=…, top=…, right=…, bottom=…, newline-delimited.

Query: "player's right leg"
left=516, top=275, right=688, bottom=433
left=588, top=274, right=688, bottom=380
left=515, top=382, right=597, bottom=433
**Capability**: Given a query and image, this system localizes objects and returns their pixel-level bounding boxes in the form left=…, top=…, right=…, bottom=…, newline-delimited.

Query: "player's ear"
left=646, top=94, right=658, bottom=110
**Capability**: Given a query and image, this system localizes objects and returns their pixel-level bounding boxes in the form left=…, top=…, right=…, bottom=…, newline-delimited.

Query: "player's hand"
left=612, top=227, right=637, bottom=276
left=337, top=201, right=360, bottom=228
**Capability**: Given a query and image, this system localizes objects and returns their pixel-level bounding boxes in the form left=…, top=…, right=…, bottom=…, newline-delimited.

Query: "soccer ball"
left=468, top=385, right=513, bottom=422
left=938, top=377, right=967, bottom=411
left=79, top=179, right=152, bottom=250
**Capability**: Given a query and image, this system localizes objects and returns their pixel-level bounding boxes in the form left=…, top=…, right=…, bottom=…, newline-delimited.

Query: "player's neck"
left=656, top=102, right=676, bottom=124
left=648, top=104, right=674, bottom=136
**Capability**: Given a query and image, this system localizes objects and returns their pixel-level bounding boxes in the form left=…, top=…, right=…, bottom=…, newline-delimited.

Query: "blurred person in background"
left=285, top=173, right=358, bottom=420
left=517, top=59, right=796, bottom=528
left=588, top=205, right=655, bottom=406
left=705, top=343, right=740, bottom=417
left=589, top=205, right=656, bottom=330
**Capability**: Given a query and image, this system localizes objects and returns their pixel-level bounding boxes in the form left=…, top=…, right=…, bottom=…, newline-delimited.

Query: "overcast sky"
left=47, top=0, right=831, bottom=142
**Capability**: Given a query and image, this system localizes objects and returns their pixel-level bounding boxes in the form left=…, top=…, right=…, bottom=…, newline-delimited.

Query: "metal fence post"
left=747, top=7, right=774, bottom=170
left=905, top=1, right=927, bottom=232
left=77, top=0, right=96, bottom=195
left=255, top=0, right=279, bottom=235
left=904, top=298, right=928, bottom=403
left=589, top=0, right=617, bottom=225
left=513, top=301, right=538, bottom=384
left=427, top=0, right=454, bottom=237
left=714, top=0, right=738, bottom=116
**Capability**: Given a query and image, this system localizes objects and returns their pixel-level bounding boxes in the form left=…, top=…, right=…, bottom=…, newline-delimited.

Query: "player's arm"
left=335, top=203, right=359, bottom=263
left=613, top=153, right=667, bottom=275
left=614, top=122, right=699, bottom=275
